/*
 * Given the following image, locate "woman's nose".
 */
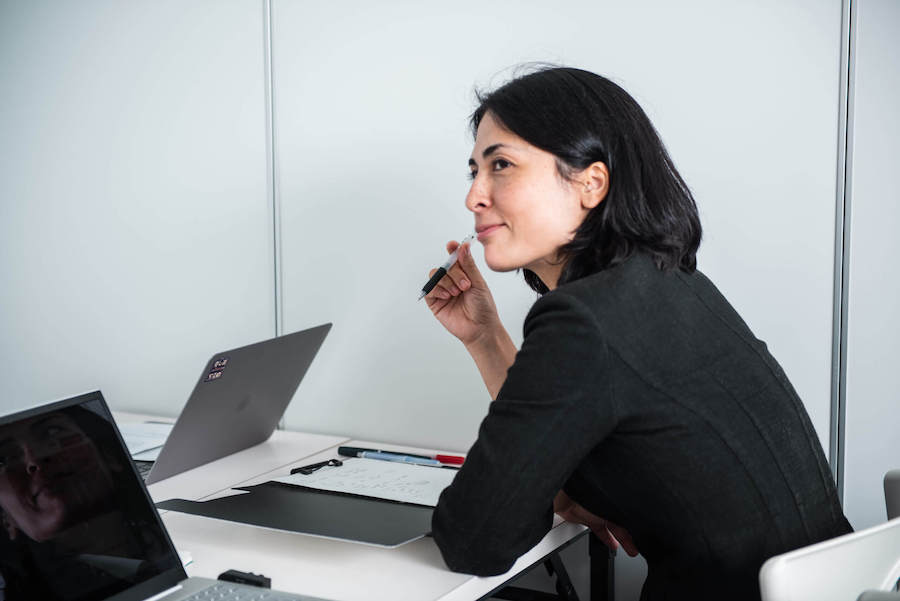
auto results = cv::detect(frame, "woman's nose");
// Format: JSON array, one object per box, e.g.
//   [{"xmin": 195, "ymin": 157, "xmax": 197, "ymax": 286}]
[
  {"xmin": 465, "ymin": 178, "xmax": 491, "ymax": 212},
  {"xmin": 22, "ymin": 444, "xmax": 40, "ymax": 475}
]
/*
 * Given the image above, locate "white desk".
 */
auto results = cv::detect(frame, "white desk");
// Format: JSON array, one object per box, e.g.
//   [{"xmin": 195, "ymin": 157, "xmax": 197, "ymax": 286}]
[
  {"xmin": 148, "ymin": 435, "xmax": 592, "ymax": 601},
  {"xmin": 113, "ymin": 412, "xmax": 349, "ymax": 503}
]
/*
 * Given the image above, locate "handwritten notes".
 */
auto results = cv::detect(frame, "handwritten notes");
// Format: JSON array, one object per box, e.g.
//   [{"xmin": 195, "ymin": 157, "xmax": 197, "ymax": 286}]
[{"xmin": 273, "ymin": 457, "xmax": 457, "ymax": 507}]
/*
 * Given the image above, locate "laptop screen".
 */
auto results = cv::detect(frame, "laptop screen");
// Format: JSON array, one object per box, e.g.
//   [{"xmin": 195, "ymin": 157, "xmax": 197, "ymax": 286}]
[{"xmin": 0, "ymin": 392, "xmax": 182, "ymax": 601}]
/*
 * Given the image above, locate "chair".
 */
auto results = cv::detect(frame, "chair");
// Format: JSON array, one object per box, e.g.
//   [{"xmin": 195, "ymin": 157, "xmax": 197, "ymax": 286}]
[
  {"xmin": 759, "ymin": 517, "xmax": 900, "ymax": 601},
  {"xmin": 857, "ymin": 592, "xmax": 900, "ymax": 600},
  {"xmin": 886, "ymin": 470, "xmax": 900, "ymax": 520}
]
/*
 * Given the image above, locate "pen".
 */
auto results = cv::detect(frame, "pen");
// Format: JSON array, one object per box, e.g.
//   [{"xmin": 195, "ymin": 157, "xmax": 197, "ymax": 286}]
[
  {"xmin": 338, "ymin": 446, "xmax": 465, "ymax": 466},
  {"xmin": 361, "ymin": 451, "xmax": 441, "ymax": 466},
  {"xmin": 417, "ymin": 234, "xmax": 476, "ymax": 301}
]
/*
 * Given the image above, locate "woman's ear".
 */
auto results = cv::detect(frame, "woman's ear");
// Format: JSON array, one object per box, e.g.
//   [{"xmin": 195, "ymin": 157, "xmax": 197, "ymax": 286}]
[
  {"xmin": 1, "ymin": 510, "xmax": 19, "ymax": 541},
  {"xmin": 578, "ymin": 161, "xmax": 610, "ymax": 209}
]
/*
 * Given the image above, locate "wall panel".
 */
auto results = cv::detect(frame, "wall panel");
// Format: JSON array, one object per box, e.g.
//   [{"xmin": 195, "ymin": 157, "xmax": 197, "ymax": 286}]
[
  {"xmin": 842, "ymin": 0, "xmax": 900, "ymax": 530},
  {"xmin": 0, "ymin": 0, "xmax": 274, "ymax": 415},
  {"xmin": 272, "ymin": 3, "xmax": 841, "ymax": 596},
  {"xmin": 273, "ymin": 0, "xmax": 841, "ymax": 459}
]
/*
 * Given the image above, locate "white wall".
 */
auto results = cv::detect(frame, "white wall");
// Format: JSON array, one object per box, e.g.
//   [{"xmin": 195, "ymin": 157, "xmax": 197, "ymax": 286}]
[
  {"xmin": 269, "ymin": 2, "xmax": 841, "ymax": 597},
  {"xmin": 0, "ymin": 1, "xmax": 855, "ymax": 599},
  {"xmin": 273, "ymin": 0, "xmax": 841, "ymax": 459},
  {"xmin": 842, "ymin": 0, "xmax": 900, "ymax": 530},
  {"xmin": 0, "ymin": 0, "xmax": 275, "ymax": 415}
]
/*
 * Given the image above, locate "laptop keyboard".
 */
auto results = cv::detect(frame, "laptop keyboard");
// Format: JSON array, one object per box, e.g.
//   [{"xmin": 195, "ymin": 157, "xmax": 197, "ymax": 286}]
[
  {"xmin": 185, "ymin": 583, "xmax": 306, "ymax": 601},
  {"xmin": 135, "ymin": 460, "xmax": 154, "ymax": 481}
]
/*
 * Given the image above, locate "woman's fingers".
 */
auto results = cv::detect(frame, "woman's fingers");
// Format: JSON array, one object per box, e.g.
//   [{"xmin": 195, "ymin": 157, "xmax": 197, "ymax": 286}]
[
  {"xmin": 555, "ymin": 498, "xmax": 639, "ymax": 556},
  {"xmin": 608, "ymin": 522, "xmax": 639, "ymax": 557},
  {"xmin": 590, "ymin": 525, "xmax": 621, "ymax": 553},
  {"xmin": 425, "ymin": 268, "xmax": 456, "ymax": 299},
  {"xmin": 553, "ymin": 490, "xmax": 574, "ymax": 514},
  {"xmin": 429, "ymin": 286, "xmax": 451, "ymax": 301},
  {"xmin": 445, "ymin": 263, "xmax": 470, "ymax": 293},
  {"xmin": 431, "ymin": 243, "xmax": 471, "ymax": 296},
  {"xmin": 425, "ymin": 239, "xmax": 484, "ymax": 310},
  {"xmin": 456, "ymin": 242, "xmax": 486, "ymax": 287},
  {"xmin": 444, "ymin": 243, "xmax": 480, "ymax": 292}
]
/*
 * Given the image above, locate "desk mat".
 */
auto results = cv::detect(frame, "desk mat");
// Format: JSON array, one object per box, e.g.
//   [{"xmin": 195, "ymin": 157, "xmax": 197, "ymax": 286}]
[{"xmin": 156, "ymin": 482, "xmax": 434, "ymax": 548}]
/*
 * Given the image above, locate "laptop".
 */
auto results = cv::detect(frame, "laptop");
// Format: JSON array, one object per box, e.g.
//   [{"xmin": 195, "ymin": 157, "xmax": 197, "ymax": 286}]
[
  {"xmin": 0, "ymin": 390, "xmax": 329, "ymax": 601},
  {"xmin": 137, "ymin": 323, "xmax": 331, "ymax": 484}
]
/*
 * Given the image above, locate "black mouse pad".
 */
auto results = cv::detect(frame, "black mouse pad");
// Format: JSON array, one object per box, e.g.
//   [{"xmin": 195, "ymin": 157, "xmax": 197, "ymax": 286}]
[{"xmin": 156, "ymin": 481, "xmax": 434, "ymax": 547}]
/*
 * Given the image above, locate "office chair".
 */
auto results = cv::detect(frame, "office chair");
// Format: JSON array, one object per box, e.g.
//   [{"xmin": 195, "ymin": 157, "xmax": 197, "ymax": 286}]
[
  {"xmin": 886, "ymin": 470, "xmax": 900, "ymax": 520},
  {"xmin": 858, "ymin": 592, "xmax": 900, "ymax": 601},
  {"xmin": 759, "ymin": 517, "xmax": 900, "ymax": 601}
]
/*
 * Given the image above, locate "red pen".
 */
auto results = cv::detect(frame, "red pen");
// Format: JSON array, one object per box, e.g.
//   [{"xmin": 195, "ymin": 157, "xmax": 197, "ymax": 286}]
[{"xmin": 435, "ymin": 454, "xmax": 465, "ymax": 466}]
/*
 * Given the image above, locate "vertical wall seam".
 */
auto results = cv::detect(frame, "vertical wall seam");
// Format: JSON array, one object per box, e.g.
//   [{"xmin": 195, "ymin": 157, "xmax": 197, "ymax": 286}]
[
  {"xmin": 830, "ymin": 0, "xmax": 855, "ymax": 501},
  {"xmin": 264, "ymin": 0, "xmax": 282, "ymax": 339},
  {"xmin": 265, "ymin": 0, "xmax": 282, "ymax": 339},
  {"xmin": 264, "ymin": 0, "xmax": 285, "ymax": 429}
]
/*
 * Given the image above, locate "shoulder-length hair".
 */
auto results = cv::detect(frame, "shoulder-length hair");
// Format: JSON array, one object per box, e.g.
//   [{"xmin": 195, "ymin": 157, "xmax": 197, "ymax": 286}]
[{"xmin": 471, "ymin": 66, "xmax": 702, "ymax": 294}]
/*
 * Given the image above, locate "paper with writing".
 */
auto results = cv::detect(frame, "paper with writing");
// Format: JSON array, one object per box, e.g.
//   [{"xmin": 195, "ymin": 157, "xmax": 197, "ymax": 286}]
[{"xmin": 273, "ymin": 457, "xmax": 457, "ymax": 507}]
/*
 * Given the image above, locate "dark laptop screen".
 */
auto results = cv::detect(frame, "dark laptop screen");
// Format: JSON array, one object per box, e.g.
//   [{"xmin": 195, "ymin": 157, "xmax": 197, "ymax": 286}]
[{"xmin": 0, "ymin": 393, "xmax": 182, "ymax": 601}]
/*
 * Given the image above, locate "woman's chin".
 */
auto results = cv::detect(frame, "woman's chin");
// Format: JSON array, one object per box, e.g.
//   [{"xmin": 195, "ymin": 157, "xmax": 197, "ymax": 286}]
[{"xmin": 483, "ymin": 254, "xmax": 520, "ymax": 273}]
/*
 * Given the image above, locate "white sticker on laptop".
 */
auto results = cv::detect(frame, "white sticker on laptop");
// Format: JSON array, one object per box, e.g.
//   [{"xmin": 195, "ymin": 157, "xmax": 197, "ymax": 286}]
[{"xmin": 204, "ymin": 357, "xmax": 228, "ymax": 382}]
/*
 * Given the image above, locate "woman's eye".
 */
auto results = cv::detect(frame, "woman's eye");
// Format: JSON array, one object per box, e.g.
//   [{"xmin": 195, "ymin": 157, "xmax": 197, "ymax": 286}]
[
  {"xmin": 467, "ymin": 170, "xmax": 477, "ymax": 180},
  {"xmin": 492, "ymin": 158, "xmax": 511, "ymax": 171}
]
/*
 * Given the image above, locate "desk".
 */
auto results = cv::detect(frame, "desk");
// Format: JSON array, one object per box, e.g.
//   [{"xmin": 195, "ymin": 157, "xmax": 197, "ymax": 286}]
[
  {"xmin": 114, "ymin": 411, "xmax": 348, "ymax": 504},
  {"xmin": 116, "ymin": 414, "xmax": 604, "ymax": 601}
]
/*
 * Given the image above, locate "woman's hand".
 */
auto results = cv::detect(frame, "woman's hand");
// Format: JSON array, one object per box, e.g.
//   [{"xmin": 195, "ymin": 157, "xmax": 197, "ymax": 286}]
[
  {"xmin": 425, "ymin": 240, "xmax": 502, "ymax": 347},
  {"xmin": 553, "ymin": 490, "xmax": 639, "ymax": 557}
]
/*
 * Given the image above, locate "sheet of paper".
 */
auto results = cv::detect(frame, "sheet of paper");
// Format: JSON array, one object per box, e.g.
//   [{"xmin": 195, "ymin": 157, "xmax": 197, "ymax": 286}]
[
  {"xmin": 177, "ymin": 549, "xmax": 193, "ymax": 568},
  {"xmin": 118, "ymin": 422, "xmax": 173, "ymax": 456},
  {"xmin": 273, "ymin": 457, "xmax": 457, "ymax": 507},
  {"xmin": 131, "ymin": 446, "xmax": 162, "ymax": 461}
]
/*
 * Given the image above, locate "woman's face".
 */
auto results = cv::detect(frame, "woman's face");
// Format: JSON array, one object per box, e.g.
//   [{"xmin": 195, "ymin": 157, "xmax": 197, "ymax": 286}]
[
  {"xmin": 466, "ymin": 112, "xmax": 596, "ymax": 289},
  {"xmin": 0, "ymin": 412, "xmax": 114, "ymax": 542}
]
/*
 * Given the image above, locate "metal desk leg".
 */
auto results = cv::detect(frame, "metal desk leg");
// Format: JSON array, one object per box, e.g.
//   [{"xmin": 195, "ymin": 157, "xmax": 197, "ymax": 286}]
[
  {"xmin": 490, "ymin": 551, "xmax": 580, "ymax": 601},
  {"xmin": 544, "ymin": 552, "xmax": 580, "ymax": 601},
  {"xmin": 589, "ymin": 533, "xmax": 615, "ymax": 601}
]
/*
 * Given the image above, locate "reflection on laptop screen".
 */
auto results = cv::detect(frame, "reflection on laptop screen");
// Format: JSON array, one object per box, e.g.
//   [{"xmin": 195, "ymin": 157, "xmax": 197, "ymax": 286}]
[{"xmin": 0, "ymin": 396, "xmax": 180, "ymax": 601}]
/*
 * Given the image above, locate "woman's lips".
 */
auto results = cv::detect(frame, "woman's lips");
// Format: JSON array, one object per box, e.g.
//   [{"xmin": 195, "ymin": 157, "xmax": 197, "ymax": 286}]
[{"xmin": 476, "ymin": 224, "xmax": 504, "ymax": 241}]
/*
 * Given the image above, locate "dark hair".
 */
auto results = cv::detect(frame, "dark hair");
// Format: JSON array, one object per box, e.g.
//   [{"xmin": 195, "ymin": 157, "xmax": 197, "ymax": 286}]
[{"xmin": 471, "ymin": 66, "xmax": 702, "ymax": 293}]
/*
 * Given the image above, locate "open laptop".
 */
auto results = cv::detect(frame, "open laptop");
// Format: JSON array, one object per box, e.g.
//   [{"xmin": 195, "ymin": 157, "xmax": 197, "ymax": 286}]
[
  {"xmin": 0, "ymin": 390, "xmax": 329, "ymax": 601},
  {"xmin": 136, "ymin": 323, "xmax": 331, "ymax": 484}
]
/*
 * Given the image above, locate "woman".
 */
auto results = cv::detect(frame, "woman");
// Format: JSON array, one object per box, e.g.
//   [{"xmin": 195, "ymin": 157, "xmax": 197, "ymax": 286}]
[{"xmin": 426, "ymin": 67, "xmax": 851, "ymax": 600}]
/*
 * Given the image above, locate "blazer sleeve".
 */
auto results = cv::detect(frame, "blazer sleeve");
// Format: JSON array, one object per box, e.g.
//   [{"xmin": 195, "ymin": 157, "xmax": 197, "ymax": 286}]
[{"xmin": 432, "ymin": 290, "xmax": 618, "ymax": 575}]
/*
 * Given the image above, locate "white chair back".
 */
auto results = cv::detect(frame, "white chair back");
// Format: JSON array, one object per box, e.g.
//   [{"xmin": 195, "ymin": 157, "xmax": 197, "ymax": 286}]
[
  {"xmin": 886, "ymin": 470, "xmax": 900, "ymax": 520},
  {"xmin": 759, "ymin": 517, "xmax": 900, "ymax": 601}
]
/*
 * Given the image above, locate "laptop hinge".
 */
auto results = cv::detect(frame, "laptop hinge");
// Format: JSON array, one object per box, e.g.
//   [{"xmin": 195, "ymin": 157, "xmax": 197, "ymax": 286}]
[{"xmin": 142, "ymin": 584, "xmax": 183, "ymax": 601}]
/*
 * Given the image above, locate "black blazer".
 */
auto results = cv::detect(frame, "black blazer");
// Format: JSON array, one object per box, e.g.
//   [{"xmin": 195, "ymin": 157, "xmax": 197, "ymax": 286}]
[{"xmin": 432, "ymin": 253, "xmax": 851, "ymax": 601}]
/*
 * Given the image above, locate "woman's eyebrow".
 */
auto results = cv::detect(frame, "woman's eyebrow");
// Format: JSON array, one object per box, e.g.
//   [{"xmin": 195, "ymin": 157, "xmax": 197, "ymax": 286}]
[
  {"xmin": 482, "ymin": 143, "xmax": 508, "ymax": 159},
  {"xmin": 469, "ymin": 143, "xmax": 513, "ymax": 167}
]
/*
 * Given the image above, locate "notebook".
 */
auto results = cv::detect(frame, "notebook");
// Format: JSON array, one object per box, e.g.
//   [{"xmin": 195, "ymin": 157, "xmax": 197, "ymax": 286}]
[
  {"xmin": 0, "ymin": 390, "xmax": 329, "ymax": 601},
  {"xmin": 137, "ymin": 323, "xmax": 331, "ymax": 484}
]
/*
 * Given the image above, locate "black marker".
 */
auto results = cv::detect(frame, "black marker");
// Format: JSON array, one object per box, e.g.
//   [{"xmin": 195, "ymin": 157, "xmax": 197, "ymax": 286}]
[{"xmin": 418, "ymin": 234, "xmax": 475, "ymax": 300}]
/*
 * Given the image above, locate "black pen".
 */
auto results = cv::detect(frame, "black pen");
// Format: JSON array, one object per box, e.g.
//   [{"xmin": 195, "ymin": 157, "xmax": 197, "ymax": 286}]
[{"xmin": 417, "ymin": 234, "xmax": 475, "ymax": 300}]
